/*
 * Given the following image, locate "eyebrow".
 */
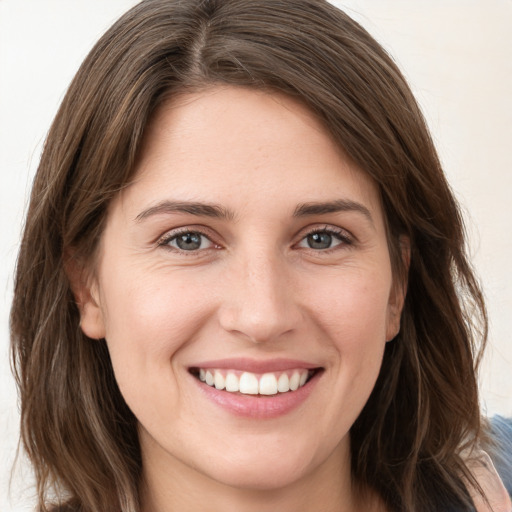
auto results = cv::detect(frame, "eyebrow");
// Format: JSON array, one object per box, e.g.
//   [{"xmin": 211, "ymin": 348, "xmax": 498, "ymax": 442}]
[
  {"xmin": 293, "ymin": 199, "xmax": 374, "ymax": 225},
  {"xmin": 135, "ymin": 200, "xmax": 235, "ymax": 222},
  {"xmin": 134, "ymin": 198, "xmax": 373, "ymax": 225}
]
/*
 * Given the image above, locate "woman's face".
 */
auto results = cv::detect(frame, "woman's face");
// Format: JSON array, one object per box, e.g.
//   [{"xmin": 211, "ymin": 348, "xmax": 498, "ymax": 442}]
[{"xmin": 79, "ymin": 87, "xmax": 403, "ymax": 494}]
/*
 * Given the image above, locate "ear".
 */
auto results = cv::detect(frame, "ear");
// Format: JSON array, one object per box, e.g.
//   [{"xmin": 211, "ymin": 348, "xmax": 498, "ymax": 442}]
[
  {"xmin": 386, "ymin": 236, "xmax": 410, "ymax": 342},
  {"xmin": 65, "ymin": 254, "xmax": 106, "ymax": 340}
]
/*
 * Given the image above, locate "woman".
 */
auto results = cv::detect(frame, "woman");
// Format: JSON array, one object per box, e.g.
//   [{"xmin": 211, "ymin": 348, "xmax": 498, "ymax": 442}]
[{"xmin": 9, "ymin": 0, "xmax": 511, "ymax": 511}]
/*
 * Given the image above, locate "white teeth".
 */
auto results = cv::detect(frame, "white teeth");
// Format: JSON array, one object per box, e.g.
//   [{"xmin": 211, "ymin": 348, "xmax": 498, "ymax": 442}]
[
  {"xmin": 225, "ymin": 372, "xmax": 239, "ymax": 392},
  {"xmin": 289, "ymin": 371, "xmax": 300, "ymax": 391},
  {"xmin": 239, "ymin": 372, "xmax": 259, "ymax": 394},
  {"xmin": 197, "ymin": 368, "xmax": 312, "ymax": 396},
  {"xmin": 277, "ymin": 373, "xmax": 290, "ymax": 392},
  {"xmin": 214, "ymin": 372, "xmax": 225, "ymax": 390},
  {"xmin": 259, "ymin": 373, "xmax": 278, "ymax": 395}
]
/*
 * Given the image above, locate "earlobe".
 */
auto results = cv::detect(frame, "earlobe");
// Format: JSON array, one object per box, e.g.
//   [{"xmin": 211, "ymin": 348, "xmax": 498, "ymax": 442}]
[
  {"xmin": 65, "ymin": 255, "xmax": 106, "ymax": 340},
  {"xmin": 386, "ymin": 287, "xmax": 406, "ymax": 342},
  {"xmin": 78, "ymin": 283, "xmax": 107, "ymax": 340},
  {"xmin": 385, "ymin": 304, "xmax": 402, "ymax": 342},
  {"xmin": 386, "ymin": 236, "xmax": 410, "ymax": 342}
]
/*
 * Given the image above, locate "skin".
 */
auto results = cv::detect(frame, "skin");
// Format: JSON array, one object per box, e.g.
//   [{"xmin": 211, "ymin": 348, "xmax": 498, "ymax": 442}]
[{"xmin": 76, "ymin": 86, "xmax": 404, "ymax": 512}]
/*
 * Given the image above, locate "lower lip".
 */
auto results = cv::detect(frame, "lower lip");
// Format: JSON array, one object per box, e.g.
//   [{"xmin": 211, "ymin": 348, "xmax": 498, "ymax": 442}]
[{"xmin": 192, "ymin": 371, "xmax": 321, "ymax": 419}]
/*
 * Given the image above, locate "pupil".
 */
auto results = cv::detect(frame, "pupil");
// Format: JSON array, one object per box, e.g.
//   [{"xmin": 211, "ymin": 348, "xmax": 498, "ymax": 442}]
[
  {"xmin": 176, "ymin": 233, "xmax": 201, "ymax": 250},
  {"xmin": 308, "ymin": 232, "xmax": 332, "ymax": 249}
]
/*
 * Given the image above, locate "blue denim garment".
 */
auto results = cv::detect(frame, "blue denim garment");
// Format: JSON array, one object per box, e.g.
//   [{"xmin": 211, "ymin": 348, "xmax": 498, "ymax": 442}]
[{"xmin": 490, "ymin": 415, "xmax": 512, "ymax": 497}]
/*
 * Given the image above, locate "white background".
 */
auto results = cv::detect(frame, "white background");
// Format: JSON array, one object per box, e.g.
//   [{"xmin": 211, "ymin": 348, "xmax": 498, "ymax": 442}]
[{"xmin": 1, "ymin": 1, "xmax": 511, "ymax": 510}]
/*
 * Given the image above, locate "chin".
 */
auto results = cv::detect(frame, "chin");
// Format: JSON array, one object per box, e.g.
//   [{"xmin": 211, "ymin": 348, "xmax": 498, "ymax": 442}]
[
  {"xmin": 197, "ymin": 435, "xmax": 331, "ymax": 492},
  {"xmin": 210, "ymin": 460, "xmax": 311, "ymax": 492}
]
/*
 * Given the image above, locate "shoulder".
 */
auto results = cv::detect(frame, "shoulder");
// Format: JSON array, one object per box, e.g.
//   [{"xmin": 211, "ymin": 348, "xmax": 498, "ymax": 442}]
[
  {"xmin": 467, "ymin": 417, "xmax": 512, "ymax": 512},
  {"xmin": 489, "ymin": 415, "xmax": 512, "ymax": 496}
]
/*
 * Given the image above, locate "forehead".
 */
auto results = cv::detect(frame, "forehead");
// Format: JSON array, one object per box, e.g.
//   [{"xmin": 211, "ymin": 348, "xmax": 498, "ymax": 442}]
[{"xmin": 119, "ymin": 86, "xmax": 383, "ymax": 223}]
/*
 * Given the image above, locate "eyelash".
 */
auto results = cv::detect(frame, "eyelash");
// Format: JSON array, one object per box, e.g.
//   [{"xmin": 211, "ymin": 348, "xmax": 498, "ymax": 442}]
[
  {"xmin": 157, "ymin": 225, "xmax": 354, "ymax": 254},
  {"xmin": 157, "ymin": 227, "xmax": 218, "ymax": 254},
  {"xmin": 297, "ymin": 226, "xmax": 354, "ymax": 252}
]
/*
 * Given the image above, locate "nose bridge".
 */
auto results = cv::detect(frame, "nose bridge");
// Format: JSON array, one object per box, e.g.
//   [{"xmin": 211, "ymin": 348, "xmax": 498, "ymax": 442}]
[{"xmin": 219, "ymin": 244, "xmax": 299, "ymax": 343}]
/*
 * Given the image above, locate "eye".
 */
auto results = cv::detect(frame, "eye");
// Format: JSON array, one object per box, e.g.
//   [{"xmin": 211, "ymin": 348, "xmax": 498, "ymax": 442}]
[
  {"xmin": 160, "ymin": 230, "xmax": 215, "ymax": 252},
  {"xmin": 297, "ymin": 228, "xmax": 352, "ymax": 250}
]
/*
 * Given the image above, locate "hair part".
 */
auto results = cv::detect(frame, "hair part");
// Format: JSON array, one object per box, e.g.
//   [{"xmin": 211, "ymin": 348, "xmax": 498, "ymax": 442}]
[{"xmin": 11, "ymin": 1, "xmax": 487, "ymax": 510}]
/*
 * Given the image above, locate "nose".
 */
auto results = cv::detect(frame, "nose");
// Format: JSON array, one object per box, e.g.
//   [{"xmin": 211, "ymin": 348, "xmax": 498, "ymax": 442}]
[{"xmin": 218, "ymin": 250, "xmax": 302, "ymax": 344}]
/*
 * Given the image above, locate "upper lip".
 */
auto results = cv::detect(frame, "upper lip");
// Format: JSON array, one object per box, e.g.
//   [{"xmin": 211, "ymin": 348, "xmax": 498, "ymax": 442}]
[{"xmin": 189, "ymin": 358, "xmax": 322, "ymax": 373}]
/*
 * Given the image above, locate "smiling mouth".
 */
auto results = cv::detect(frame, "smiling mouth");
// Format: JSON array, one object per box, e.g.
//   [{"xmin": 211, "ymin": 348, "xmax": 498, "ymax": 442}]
[{"xmin": 189, "ymin": 368, "xmax": 321, "ymax": 396}]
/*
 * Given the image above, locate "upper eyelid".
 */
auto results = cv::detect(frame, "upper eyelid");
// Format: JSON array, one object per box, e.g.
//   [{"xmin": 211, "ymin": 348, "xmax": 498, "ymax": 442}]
[
  {"xmin": 157, "ymin": 225, "xmax": 216, "ymax": 242},
  {"xmin": 156, "ymin": 228, "xmax": 221, "ymax": 252},
  {"xmin": 293, "ymin": 226, "xmax": 356, "ymax": 253},
  {"xmin": 295, "ymin": 224, "xmax": 354, "ymax": 241}
]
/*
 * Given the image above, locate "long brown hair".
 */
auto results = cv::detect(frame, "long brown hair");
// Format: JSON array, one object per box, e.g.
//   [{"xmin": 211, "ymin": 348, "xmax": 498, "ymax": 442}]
[{"xmin": 10, "ymin": 1, "xmax": 487, "ymax": 510}]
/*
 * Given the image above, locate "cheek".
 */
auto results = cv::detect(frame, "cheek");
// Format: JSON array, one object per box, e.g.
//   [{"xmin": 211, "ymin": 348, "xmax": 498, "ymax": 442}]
[
  {"xmin": 97, "ymin": 262, "xmax": 214, "ymax": 386},
  {"xmin": 308, "ymin": 269, "xmax": 390, "ymax": 395},
  {"xmin": 98, "ymin": 271, "xmax": 218, "ymax": 433},
  {"xmin": 286, "ymin": 269, "xmax": 391, "ymax": 446},
  {"xmin": 308, "ymin": 269, "xmax": 392, "ymax": 346}
]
